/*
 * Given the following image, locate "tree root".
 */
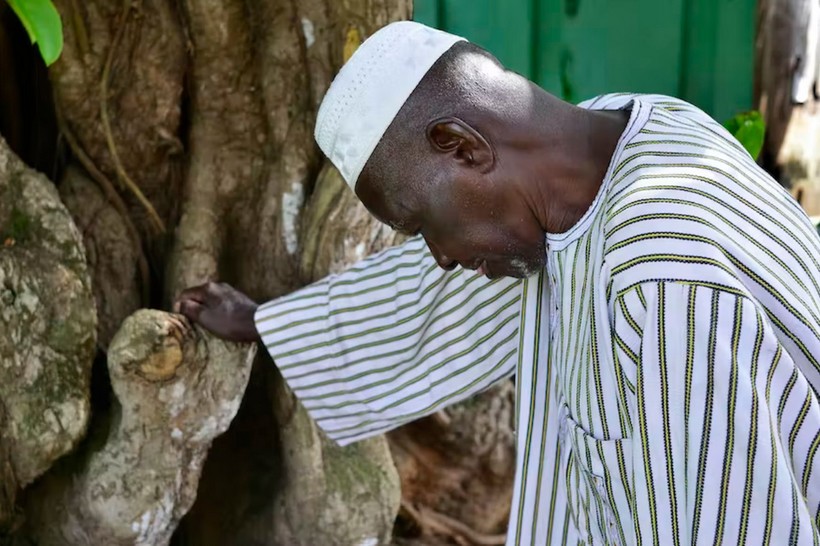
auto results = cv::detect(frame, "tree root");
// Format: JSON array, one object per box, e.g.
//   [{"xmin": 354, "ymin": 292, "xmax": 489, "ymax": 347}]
[
  {"xmin": 21, "ymin": 310, "xmax": 255, "ymax": 546},
  {"xmin": 400, "ymin": 500, "xmax": 507, "ymax": 546},
  {"xmin": 388, "ymin": 381, "xmax": 516, "ymax": 542},
  {"xmin": 55, "ymin": 101, "xmax": 151, "ymax": 308},
  {"xmin": 99, "ymin": 0, "xmax": 166, "ymax": 233}
]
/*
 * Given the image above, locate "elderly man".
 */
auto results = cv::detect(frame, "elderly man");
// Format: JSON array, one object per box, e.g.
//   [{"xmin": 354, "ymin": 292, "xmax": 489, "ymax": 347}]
[{"xmin": 175, "ymin": 21, "xmax": 820, "ymax": 545}]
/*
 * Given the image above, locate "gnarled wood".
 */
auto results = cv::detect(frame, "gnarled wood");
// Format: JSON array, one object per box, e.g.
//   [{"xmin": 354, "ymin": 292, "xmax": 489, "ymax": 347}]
[
  {"xmin": 51, "ymin": 0, "xmax": 186, "ymax": 262},
  {"xmin": 0, "ymin": 136, "xmax": 95, "ymax": 533},
  {"xmin": 21, "ymin": 310, "xmax": 255, "ymax": 546},
  {"xmin": 59, "ymin": 166, "xmax": 142, "ymax": 349},
  {"xmin": 389, "ymin": 381, "xmax": 516, "ymax": 545},
  {"xmin": 167, "ymin": 1, "xmax": 409, "ymax": 544}
]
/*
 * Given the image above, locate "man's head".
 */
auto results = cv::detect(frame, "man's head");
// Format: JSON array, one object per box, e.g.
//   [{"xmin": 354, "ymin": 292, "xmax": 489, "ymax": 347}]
[
  {"xmin": 356, "ymin": 40, "xmax": 550, "ymax": 278},
  {"xmin": 316, "ymin": 22, "xmax": 559, "ymax": 278}
]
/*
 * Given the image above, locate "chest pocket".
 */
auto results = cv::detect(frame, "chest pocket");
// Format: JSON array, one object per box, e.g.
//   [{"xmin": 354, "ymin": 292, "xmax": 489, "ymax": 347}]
[{"xmin": 562, "ymin": 408, "xmax": 633, "ymax": 545}]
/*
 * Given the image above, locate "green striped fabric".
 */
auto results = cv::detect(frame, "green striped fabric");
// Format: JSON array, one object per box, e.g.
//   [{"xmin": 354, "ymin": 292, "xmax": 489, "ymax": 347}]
[{"xmin": 256, "ymin": 93, "xmax": 820, "ymax": 545}]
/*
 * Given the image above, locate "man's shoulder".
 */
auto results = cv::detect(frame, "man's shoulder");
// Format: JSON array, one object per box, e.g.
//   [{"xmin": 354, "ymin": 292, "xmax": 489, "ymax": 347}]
[
  {"xmin": 599, "ymin": 169, "xmax": 817, "ymax": 303},
  {"xmin": 579, "ymin": 92, "xmax": 704, "ymax": 116},
  {"xmin": 600, "ymin": 192, "xmax": 746, "ymax": 302},
  {"xmin": 580, "ymin": 93, "xmax": 731, "ymax": 141},
  {"xmin": 600, "ymin": 92, "xmax": 765, "ymax": 213},
  {"xmin": 591, "ymin": 95, "xmax": 820, "ymax": 306}
]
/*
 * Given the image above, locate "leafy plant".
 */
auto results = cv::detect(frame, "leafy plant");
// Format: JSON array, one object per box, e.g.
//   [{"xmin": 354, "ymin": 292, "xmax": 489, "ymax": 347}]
[
  {"xmin": 723, "ymin": 110, "xmax": 766, "ymax": 161},
  {"xmin": 5, "ymin": 0, "xmax": 63, "ymax": 66}
]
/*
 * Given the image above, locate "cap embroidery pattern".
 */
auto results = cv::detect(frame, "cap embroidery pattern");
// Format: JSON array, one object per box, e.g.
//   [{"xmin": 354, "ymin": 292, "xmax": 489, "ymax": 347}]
[{"xmin": 314, "ymin": 21, "xmax": 466, "ymax": 191}]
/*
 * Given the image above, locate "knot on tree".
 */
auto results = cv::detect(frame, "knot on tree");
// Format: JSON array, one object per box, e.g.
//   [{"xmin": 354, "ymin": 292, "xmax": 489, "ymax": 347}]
[{"xmin": 110, "ymin": 312, "xmax": 188, "ymax": 382}]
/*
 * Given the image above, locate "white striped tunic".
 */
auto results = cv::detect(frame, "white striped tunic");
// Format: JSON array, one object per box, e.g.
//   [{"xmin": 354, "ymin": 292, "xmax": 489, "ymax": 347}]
[{"xmin": 255, "ymin": 94, "xmax": 820, "ymax": 545}]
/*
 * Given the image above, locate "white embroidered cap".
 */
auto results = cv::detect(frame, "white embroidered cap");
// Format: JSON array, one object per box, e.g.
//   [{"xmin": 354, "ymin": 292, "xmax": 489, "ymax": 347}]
[{"xmin": 314, "ymin": 21, "xmax": 466, "ymax": 191}]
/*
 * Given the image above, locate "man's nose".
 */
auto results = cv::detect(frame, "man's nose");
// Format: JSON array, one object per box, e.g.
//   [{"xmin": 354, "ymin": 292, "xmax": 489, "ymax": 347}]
[{"xmin": 425, "ymin": 237, "xmax": 457, "ymax": 271}]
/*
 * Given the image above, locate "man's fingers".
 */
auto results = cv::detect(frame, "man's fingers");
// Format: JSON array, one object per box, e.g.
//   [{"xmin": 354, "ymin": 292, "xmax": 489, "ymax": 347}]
[
  {"xmin": 203, "ymin": 282, "xmax": 225, "ymax": 306},
  {"xmin": 167, "ymin": 314, "xmax": 189, "ymax": 336},
  {"xmin": 175, "ymin": 284, "xmax": 211, "ymax": 307},
  {"xmin": 174, "ymin": 282, "xmax": 222, "ymax": 313},
  {"xmin": 178, "ymin": 299, "xmax": 205, "ymax": 322},
  {"xmin": 179, "ymin": 281, "xmax": 228, "ymax": 307}
]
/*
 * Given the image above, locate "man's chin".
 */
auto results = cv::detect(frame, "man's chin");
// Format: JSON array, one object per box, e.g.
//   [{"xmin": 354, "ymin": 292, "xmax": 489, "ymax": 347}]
[{"xmin": 488, "ymin": 258, "xmax": 543, "ymax": 279}]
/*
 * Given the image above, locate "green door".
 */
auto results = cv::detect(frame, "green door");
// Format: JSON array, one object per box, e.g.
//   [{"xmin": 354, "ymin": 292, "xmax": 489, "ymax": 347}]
[{"xmin": 414, "ymin": 0, "xmax": 755, "ymax": 121}]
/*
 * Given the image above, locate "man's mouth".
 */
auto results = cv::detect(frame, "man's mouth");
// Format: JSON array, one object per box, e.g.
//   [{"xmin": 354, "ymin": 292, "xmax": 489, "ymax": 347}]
[{"xmin": 476, "ymin": 261, "xmax": 489, "ymax": 277}]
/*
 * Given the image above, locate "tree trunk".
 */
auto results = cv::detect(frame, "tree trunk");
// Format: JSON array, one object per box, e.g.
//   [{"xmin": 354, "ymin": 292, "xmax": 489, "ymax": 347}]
[
  {"xmin": 41, "ymin": 0, "xmax": 411, "ymax": 544},
  {"xmin": 756, "ymin": 0, "xmax": 820, "ymax": 213},
  {"xmin": 0, "ymin": 0, "xmax": 519, "ymax": 543}
]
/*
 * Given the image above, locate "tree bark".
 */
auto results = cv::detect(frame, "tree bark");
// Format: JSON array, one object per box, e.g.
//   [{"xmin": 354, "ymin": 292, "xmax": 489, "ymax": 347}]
[
  {"xmin": 39, "ymin": 0, "xmax": 411, "ymax": 544},
  {"xmin": 59, "ymin": 166, "xmax": 142, "ymax": 349},
  {"xmin": 388, "ymin": 382, "xmax": 516, "ymax": 545},
  {"xmin": 756, "ymin": 0, "xmax": 820, "ymax": 213},
  {"xmin": 0, "ymin": 136, "xmax": 96, "ymax": 535}
]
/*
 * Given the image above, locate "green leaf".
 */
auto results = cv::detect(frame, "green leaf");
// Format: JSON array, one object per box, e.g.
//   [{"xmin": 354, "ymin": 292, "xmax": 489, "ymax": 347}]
[
  {"xmin": 723, "ymin": 110, "xmax": 766, "ymax": 161},
  {"xmin": 6, "ymin": 0, "xmax": 63, "ymax": 66}
]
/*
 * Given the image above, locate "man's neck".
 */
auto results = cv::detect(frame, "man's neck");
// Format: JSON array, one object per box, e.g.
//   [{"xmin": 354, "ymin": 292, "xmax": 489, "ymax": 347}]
[{"xmin": 522, "ymin": 104, "xmax": 629, "ymax": 235}]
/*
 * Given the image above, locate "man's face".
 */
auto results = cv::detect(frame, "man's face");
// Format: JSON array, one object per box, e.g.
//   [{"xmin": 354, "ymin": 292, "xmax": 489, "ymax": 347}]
[{"xmin": 357, "ymin": 159, "xmax": 546, "ymax": 279}]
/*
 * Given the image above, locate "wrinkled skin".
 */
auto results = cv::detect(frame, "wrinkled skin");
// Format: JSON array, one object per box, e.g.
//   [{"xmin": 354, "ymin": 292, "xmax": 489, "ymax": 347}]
[{"xmin": 354, "ymin": 114, "xmax": 549, "ymax": 280}]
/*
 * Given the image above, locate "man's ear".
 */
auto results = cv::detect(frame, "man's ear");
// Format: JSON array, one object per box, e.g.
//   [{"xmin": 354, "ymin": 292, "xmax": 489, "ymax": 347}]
[{"xmin": 426, "ymin": 117, "xmax": 494, "ymax": 172}]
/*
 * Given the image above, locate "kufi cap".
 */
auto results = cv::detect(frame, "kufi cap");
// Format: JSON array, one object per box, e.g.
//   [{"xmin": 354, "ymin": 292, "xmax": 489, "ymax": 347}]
[{"xmin": 314, "ymin": 21, "xmax": 466, "ymax": 190}]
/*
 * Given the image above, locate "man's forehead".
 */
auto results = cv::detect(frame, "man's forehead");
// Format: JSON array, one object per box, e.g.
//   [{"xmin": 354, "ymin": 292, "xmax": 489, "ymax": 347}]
[
  {"xmin": 356, "ymin": 158, "xmax": 422, "ymax": 224},
  {"xmin": 354, "ymin": 166, "xmax": 392, "ymax": 219}
]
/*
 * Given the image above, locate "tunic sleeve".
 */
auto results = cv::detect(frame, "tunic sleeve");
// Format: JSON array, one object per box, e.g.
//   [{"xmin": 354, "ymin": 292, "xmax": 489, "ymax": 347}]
[
  {"xmin": 621, "ymin": 281, "xmax": 820, "ymax": 545},
  {"xmin": 254, "ymin": 235, "xmax": 522, "ymax": 445}
]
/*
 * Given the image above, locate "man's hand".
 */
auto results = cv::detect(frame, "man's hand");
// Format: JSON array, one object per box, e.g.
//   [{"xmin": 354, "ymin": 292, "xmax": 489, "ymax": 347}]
[{"xmin": 173, "ymin": 282, "xmax": 260, "ymax": 343}]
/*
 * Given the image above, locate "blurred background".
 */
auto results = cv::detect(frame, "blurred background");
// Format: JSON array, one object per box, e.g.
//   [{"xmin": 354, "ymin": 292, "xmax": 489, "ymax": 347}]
[{"xmin": 416, "ymin": 0, "xmax": 755, "ymax": 123}]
